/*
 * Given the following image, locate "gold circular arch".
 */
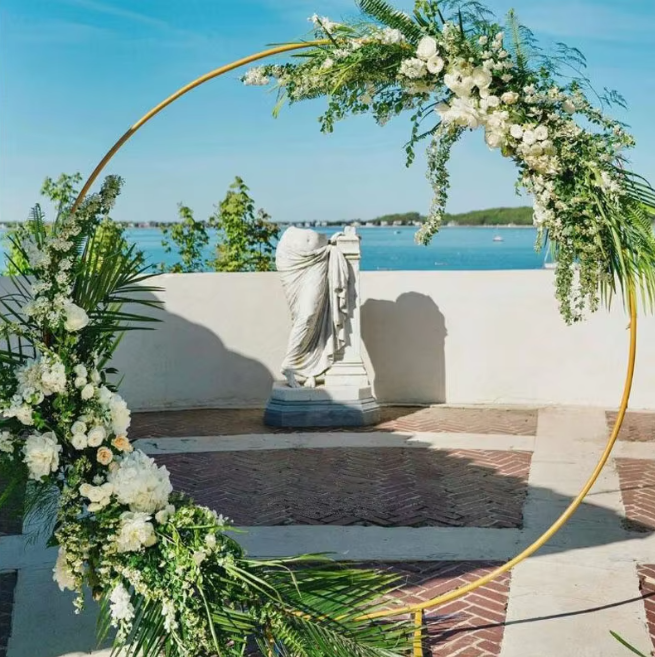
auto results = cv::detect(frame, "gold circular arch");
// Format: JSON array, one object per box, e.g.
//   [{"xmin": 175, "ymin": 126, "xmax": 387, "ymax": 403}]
[{"xmin": 69, "ymin": 41, "xmax": 639, "ymax": 654}]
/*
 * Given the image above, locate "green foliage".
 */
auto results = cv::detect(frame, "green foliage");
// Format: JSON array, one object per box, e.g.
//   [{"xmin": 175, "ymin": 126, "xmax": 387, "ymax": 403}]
[
  {"xmin": 444, "ymin": 206, "xmax": 533, "ymax": 225},
  {"xmin": 160, "ymin": 204, "xmax": 210, "ymax": 273},
  {"xmin": 210, "ymin": 176, "xmax": 279, "ymax": 272},
  {"xmin": 611, "ymin": 631, "xmax": 649, "ymax": 656}
]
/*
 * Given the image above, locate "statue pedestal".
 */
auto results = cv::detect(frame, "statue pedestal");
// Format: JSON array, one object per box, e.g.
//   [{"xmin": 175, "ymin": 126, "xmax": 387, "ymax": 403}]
[
  {"xmin": 264, "ymin": 382, "xmax": 380, "ymax": 428},
  {"xmin": 264, "ymin": 226, "xmax": 379, "ymax": 429}
]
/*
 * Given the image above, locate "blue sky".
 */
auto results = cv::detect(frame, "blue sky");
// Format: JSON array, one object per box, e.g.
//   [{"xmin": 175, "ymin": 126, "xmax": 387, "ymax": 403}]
[{"xmin": 1, "ymin": 0, "xmax": 654, "ymax": 223}]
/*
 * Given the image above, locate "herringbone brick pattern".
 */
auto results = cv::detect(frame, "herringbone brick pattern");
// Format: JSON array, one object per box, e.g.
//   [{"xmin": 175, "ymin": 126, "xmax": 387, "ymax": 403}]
[
  {"xmin": 638, "ymin": 565, "xmax": 655, "ymax": 655},
  {"xmin": 374, "ymin": 562, "xmax": 510, "ymax": 656},
  {"xmin": 157, "ymin": 448, "xmax": 531, "ymax": 528},
  {"xmin": 132, "ymin": 406, "xmax": 538, "ymax": 439},
  {"xmin": 608, "ymin": 411, "xmax": 655, "ymax": 442},
  {"xmin": 0, "ymin": 572, "xmax": 16, "ymax": 657},
  {"xmin": 616, "ymin": 459, "xmax": 655, "ymax": 532}
]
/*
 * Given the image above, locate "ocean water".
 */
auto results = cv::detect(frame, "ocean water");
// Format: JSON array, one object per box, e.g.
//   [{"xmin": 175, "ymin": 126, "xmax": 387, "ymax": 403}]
[{"xmin": 121, "ymin": 225, "xmax": 546, "ymax": 271}]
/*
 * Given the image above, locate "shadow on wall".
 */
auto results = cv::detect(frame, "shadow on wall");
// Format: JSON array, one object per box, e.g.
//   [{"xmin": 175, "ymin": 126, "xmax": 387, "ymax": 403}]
[
  {"xmin": 114, "ymin": 289, "xmax": 274, "ymax": 410},
  {"xmin": 362, "ymin": 292, "xmax": 447, "ymax": 405}
]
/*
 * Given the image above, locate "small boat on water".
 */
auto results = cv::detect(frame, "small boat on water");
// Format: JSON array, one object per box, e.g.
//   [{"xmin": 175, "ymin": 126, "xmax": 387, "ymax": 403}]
[
  {"xmin": 394, "ymin": 230, "xmax": 402, "ymax": 234},
  {"xmin": 493, "ymin": 235, "xmax": 503, "ymax": 242}
]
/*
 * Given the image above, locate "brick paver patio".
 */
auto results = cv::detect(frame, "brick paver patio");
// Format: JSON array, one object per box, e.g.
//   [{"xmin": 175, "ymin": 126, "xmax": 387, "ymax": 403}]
[
  {"xmin": 132, "ymin": 406, "xmax": 539, "ymax": 439},
  {"xmin": 157, "ymin": 448, "xmax": 532, "ymax": 528},
  {"xmin": 616, "ymin": 459, "xmax": 655, "ymax": 531},
  {"xmin": 607, "ymin": 411, "xmax": 655, "ymax": 442}
]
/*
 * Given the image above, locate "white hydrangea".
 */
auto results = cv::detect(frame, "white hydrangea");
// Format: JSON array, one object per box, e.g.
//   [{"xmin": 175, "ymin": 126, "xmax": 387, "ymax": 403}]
[
  {"xmin": 108, "ymin": 451, "xmax": 172, "ymax": 513},
  {"xmin": 115, "ymin": 511, "xmax": 158, "ymax": 552},
  {"xmin": 23, "ymin": 432, "xmax": 61, "ymax": 480},
  {"xmin": 53, "ymin": 547, "xmax": 77, "ymax": 591},
  {"xmin": 399, "ymin": 58, "xmax": 427, "ymax": 79},
  {"xmin": 109, "ymin": 583, "xmax": 135, "ymax": 625}
]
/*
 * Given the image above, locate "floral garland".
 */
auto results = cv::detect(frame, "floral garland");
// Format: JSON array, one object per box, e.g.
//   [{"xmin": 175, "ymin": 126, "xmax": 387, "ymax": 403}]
[
  {"xmin": 0, "ymin": 178, "xmax": 413, "ymax": 656},
  {"xmin": 244, "ymin": 0, "xmax": 655, "ymax": 323}
]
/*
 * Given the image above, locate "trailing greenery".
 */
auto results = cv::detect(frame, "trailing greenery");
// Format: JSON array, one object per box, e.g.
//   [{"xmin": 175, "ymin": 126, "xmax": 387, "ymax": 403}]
[{"xmin": 243, "ymin": 0, "xmax": 655, "ymax": 322}]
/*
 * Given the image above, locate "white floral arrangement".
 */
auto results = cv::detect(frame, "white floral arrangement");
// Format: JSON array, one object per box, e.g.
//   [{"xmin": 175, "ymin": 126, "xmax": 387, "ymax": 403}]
[
  {"xmin": 0, "ymin": 176, "xmax": 413, "ymax": 656},
  {"xmin": 244, "ymin": 0, "xmax": 655, "ymax": 323}
]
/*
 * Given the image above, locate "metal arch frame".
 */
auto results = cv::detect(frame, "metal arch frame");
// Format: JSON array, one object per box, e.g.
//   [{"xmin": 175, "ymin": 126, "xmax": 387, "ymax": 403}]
[{"xmin": 68, "ymin": 41, "xmax": 639, "ymax": 654}]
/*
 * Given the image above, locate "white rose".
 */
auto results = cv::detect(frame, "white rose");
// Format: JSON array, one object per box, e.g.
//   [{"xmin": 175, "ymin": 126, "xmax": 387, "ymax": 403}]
[
  {"xmin": 563, "ymin": 99, "xmax": 576, "ymax": 113},
  {"xmin": 522, "ymin": 129, "xmax": 537, "ymax": 145},
  {"xmin": 416, "ymin": 36, "xmax": 438, "ymax": 61},
  {"xmin": 426, "ymin": 55, "xmax": 444, "ymax": 75},
  {"xmin": 74, "ymin": 377, "xmax": 86, "ymax": 389},
  {"xmin": 71, "ymin": 433, "xmax": 88, "ymax": 450},
  {"xmin": 73, "ymin": 364, "xmax": 87, "ymax": 379},
  {"xmin": 63, "ymin": 302, "xmax": 89, "ymax": 332},
  {"xmin": 97, "ymin": 386, "xmax": 113, "ymax": 405},
  {"xmin": 81, "ymin": 384, "xmax": 95, "ymax": 401},
  {"xmin": 115, "ymin": 511, "xmax": 158, "ymax": 552},
  {"xmin": 471, "ymin": 66, "xmax": 492, "ymax": 89},
  {"xmin": 534, "ymin": 125, "xmax": 549, "ymax": 141},
  {"xmin": 87, "ymin": 426, "xmax": 106, "ymax": 447},
  {"xmin": 510, "ymin": 124, "xmax": 524, "ymax": 139},
  {"xmin": 501, "ymin": 91, "xmax": 519, "ymax": 104},
  {"xmin": 486, "ymin": 95, "xmax": 500, "ymax": 108},
  {"xmin": 485, "ymin": 130, "xmax": 504, "ymax": 149},
  {"xmin": 23, "ymin": 432, "xmax": 61, "ymax": 480},
  {"xmin": 71, "ymin": 421, "xmax": 87, "ymax": 436},
  {"xmin": 478, "ymin": 35, "xmax": 488, "ymax": 45},
  {"xmin": 90, "ymin": 370, "xmax": 102, "ymax": 384}
]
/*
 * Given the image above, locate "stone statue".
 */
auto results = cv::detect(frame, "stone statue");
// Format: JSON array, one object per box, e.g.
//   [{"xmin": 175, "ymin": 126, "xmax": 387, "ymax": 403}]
[{"xmin": 275, "ymin": 226, "xmax": 350, "ymax": 388}]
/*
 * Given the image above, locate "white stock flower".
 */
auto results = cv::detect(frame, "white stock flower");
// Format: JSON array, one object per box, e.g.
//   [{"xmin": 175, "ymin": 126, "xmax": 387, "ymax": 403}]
[
  {"xmin": 108, "ymin": 451, "xmax": 172, "ymax": 513},
  {"xmin": 501, "ymin": 91, "xmax": 518, "ymax": 104},
  {"xmin": 53, "ymin": 548, "xmax": 77, "ymax": 592},
  {"xmin": 0, "ymin": 431, "xmax": 13, "ymax": 454},
  {"xmin": 71, "ymin": 433, "xmax": 88, "ymax": 450},
  {"xmin": 243, "ymin": 67, "xmax": 270, "ymax": 86},
  {"xmin": 63, "ymin": 302, "xmax": 89, "ymax": 332},
  {"xmin": 426, "ymin": 55, "xmax": 444, "ymax": 75},
  {"xmin": 416, "ymin": 36, "xmax": 438, "ymax": 60},
  {"xmin": 399, "ymin": 58, "xmax": 427, "ymax": 79},
  {"xmin": 23, "ymin": 432, "xmax": 61, "ymax": 480},
  {"xmin": 87, "ymin": 426, "xmax": 106, "ymax": 447},
  {"xmin": 109, "ymin": 583, "xmax": 135, "ymax": 625},
  {"xmin": 109, "ymin": 394, "xmax": 131, "ymax": 435},
  {"xmin": 115, "ymin": 511, "xmax": 157, "ymax": 552},
  {"xmin": 81, "ymin": 384, "xmax": 95, "ymax": 401}
]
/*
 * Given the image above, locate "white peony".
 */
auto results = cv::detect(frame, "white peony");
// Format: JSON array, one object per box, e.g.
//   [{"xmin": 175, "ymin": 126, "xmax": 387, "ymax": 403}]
[
  {"xmin": 115, "ymin": 511, "xmax": 157, "ymax": 552},
  {"xmin": 534, "ymin": 125, "xmax": 549, "ymax": 141},
  {"xmin": 23, "ymin": 432, "xmax": 61, "ymax": 480},
  {"xmin": 71, "ymin": 433, "xmax": 88, "ymax": 450},
  {"xmin": 87, "ymin": 426, "xmax": 106, "ymax": 447},
  {"xmin": 443, "ymin": 71, "xmax": 475, "ymax": 97},
  {"xmin": 81, "ymin": 384, "xmax": 95, "ymax": 401},
  {"xmin": 416, "ymin": 36, "xmax": 438, "ymax": 60},
  {"xmin": 399, "ymin": 58, "xmax": 427, "ymax": 79},
  {"xmin": 63, "ymin": 302, "xmax": 89, "ymax": 332},
  {"xmin": 53, "ymin": 548, "xmax": 77, "ymax": 592},
  {"xmin": 0, "ymin": 431, "xmax": 13, "ymax": 454},
  {"xmin": 501, "ymin": 91, "xmax": 518, "ymax": 105},
  {"xmin": 426, "ymin": 55, "xmax": 445, "ymax": 75},
  {"xmin": 471, "ymin": 66, "xmax": 492, "ymax": 90},
  {"xmin": 509, "ymin": 124, "xmax": 524, "ymax": 139},
  {"xmin": 109, "ymin": 583, "xmax": 135, "ymax": 625},
  {"xmin": 108, "ymin": 451, "xmax": 172, "ymax": 513}
]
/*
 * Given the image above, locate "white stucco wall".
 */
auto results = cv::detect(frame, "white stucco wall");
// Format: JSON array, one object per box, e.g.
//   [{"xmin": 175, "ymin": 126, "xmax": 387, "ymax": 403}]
[{"xmin": 110, "ymin": 271, "xmax": 655, "ymax": 410}]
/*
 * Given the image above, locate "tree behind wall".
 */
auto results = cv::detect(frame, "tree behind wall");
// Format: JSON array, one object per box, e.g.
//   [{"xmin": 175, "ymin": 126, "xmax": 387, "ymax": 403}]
[{"xmin": 210, "ymin": 176, "xmax": 278, "ymax": 272}]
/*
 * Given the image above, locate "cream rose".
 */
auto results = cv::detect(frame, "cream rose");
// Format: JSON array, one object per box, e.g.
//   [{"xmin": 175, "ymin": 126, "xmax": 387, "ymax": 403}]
[{"xmin": 97, "ymin": 446, "xmax": 113, "ymax": 466}]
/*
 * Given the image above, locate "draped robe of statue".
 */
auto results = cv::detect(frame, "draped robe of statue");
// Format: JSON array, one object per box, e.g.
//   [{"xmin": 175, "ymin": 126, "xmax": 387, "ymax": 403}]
[{"xmin": 276, "ymin": 226, "xmax": 350, "ymax": 388}]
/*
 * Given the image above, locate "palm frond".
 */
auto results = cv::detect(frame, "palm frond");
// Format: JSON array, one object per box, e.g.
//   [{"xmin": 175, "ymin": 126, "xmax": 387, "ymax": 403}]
[{"xmin": 356, "ymin": 0, "xmax": 424, "ymax": 42}]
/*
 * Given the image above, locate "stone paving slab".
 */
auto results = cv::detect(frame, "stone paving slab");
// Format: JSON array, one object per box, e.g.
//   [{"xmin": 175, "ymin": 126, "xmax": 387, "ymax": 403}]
[
  {"xmin": 132, "ymin": 406, "xmax": 539, "ymax": 439},
  {"xmin": 0, "ymin": 572, "xmax": 16, "ymax": 657},
  {"xmin": 616, "ymin": 458, "xmax": 655, "ymax": 532},
  {"xmin": 157, "ymin": 448, "xmax": 531, "ymax": 528},
  {"xmin": 608, "ymin": 411, "xmax": 655, "ymax": 442}
]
